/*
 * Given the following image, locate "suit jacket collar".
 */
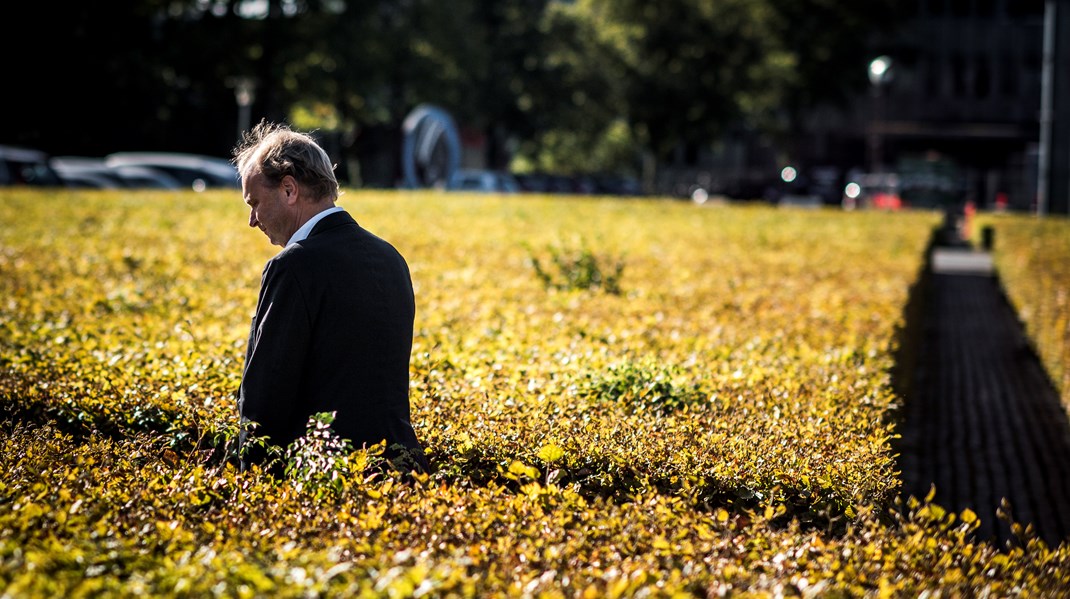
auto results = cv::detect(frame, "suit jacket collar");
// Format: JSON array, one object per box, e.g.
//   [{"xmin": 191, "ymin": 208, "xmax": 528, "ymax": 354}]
[{"xmin": 308, "ymin": 208, "xmax": 357, "ymax": 238}]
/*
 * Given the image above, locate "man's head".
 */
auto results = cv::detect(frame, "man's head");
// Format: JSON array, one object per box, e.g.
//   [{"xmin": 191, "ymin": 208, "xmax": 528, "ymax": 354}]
[{"xmin": 232, "ymin": 120, "xmax": 340, "ymax": 246}]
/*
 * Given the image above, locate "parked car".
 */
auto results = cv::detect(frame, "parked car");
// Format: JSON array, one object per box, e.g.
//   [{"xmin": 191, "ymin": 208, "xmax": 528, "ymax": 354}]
[
  {"xmin": 0, "ymin": 145, "xmax": 64, "ymax": 187},
  {"xmin": 593, "ymin": 174, "xmax": 643, "ymax": 196},
  {"xmin": 112, "ymin": 165, "xmax": 184, "ymax": 189},
  {"xmin": 51, "ymin": 157, "xmax": 124, "ymax": 189},
  {"xmin": 52, "ymin": 156, "xmax": 183, "ymax": 190},
  {"xmin": 843, "ymin": 172, "xmax": 904, "ymax": 210},
  {"xmin": 544, "ymin": 174, "xmax": 575, "ymax": 194},
  {"xmin": 516, "ymin": 171, "xmax": 635, "ymax": 195},
  {"xmin": 445, "ymin": 169, "xmax": 520, "ymax": 193},
  {"xmin": 763, "ymin": 165, "xmax": 823, "ymax": 207},
  {"xmin": 105, "ymin": 152, "xmax": 240, "ymax": 191},
  {"xmin": 513, "ymin": 172, "xmax": 551, "ymax": 193}
]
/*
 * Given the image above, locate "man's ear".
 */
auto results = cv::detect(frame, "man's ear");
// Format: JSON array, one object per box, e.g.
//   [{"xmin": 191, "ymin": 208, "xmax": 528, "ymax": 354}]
[{"xmin": 281, "ymin": 175, "xmax": 299, "ymax": 204}]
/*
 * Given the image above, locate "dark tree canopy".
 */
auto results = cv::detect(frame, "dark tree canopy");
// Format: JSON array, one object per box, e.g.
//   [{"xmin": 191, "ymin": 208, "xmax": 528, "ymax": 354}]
[{"xmin": 1, "ymin": 0, "xmax": 900, "ymax": 180}]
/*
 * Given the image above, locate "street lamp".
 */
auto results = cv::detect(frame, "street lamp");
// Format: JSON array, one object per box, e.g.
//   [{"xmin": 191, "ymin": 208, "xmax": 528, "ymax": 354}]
[
  {"xmin": 868, "ymin": 55, "xmax": 893, "ymax": 87},
  {"xmin": 867, "ymin": 55, "xmax": 893, "ymax": 174},
  {"xmin": 230, "ymin": 76, "xmax": 257, "ymax": 141},
  {"xmin": 1037, "ymin": 0, "xmax": 1056, "ymax": 216}
]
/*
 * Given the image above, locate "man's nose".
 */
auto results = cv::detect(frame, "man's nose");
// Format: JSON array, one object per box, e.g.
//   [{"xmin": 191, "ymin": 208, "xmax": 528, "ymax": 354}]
[{"xmin": 248, "ymin": 210, "xmax": 258, "ymax": 228}]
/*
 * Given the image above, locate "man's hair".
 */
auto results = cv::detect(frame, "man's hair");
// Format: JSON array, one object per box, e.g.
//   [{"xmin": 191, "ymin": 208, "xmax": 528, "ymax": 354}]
[{"xmin": 232, "ymin": 119, "xmax": 340, "ymax": 202}]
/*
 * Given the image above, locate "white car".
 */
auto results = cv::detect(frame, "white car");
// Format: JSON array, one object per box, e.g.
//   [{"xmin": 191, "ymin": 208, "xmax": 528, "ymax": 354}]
[
  {"xmin": 52, "ymin": 156, "xmax": 183, "ymax": 189},
  {"xmin": 105, "ymin": 152, "xmax": 240, "ymax": 191}
]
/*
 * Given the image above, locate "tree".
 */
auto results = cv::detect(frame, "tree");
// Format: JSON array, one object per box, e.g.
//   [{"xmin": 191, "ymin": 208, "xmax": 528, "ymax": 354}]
[
  {"xmin": 518, "ymin": 0, "xmax": 795, "ymax": 179},
  {"xmin": 2, "ymin": 2, "xmax": 175, "ymax": 155},
  {"xmin": 767, "ymin": 0, "xmax": 901, "ymax": 117},
  {"xmin": 1, "ymin": 0, "xmax": 904, "ymax": 183},
  {"xmin": 510, "ymin": 3, "xmax": 638, "ymax": 174}
]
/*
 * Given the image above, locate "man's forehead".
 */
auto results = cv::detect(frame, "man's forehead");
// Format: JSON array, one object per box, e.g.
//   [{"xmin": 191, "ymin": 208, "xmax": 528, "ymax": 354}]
[{"xmin": 241, "ymin": 167, "xmax": 267, "ymax": 188}]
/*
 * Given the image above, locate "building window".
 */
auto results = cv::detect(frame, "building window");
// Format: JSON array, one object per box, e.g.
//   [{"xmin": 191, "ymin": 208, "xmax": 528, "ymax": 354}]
[
  {"xmin": 952, "ymin": 53, "xmax": 968, "ymax": 97},
  {"xmin": 927, "ymin": 0, "xmax": 946, "ymax": 17},
  {"xmin": 974, "ymin": 55, "xmax": 992, "ymax": 98},
  {"xmin": 922, "ymin": 56, "xmax": 941, "ymax": 99},
  {"xmin": 1007, "ymin": 0, "xmax": 1043, "ymax": 17},
  {"xmin": 1000, "ymin": 55, "xmax": 1018, "ymax": 97},
  {"xmin": 1023, "ymin": 50, "xmax": 1042, "ymax": 97}
]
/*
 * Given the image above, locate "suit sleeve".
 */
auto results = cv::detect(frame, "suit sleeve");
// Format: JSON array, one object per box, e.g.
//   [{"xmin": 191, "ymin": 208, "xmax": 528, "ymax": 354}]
[{"xmin": 239, "ymin": 256, "xmax": 312, "ymax": 456}]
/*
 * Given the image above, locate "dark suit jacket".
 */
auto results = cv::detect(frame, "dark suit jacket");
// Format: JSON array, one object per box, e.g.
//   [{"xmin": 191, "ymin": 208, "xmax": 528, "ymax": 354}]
[{"xmin": 238, "ymin": 210, "xmax": 427, "ymax": 472}]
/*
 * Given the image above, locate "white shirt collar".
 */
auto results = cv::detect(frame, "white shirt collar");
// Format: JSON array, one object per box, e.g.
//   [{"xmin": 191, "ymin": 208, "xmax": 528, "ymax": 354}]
[{"xmin": 286, "ymin": 206, "xmax": 345, "ymax": 247}]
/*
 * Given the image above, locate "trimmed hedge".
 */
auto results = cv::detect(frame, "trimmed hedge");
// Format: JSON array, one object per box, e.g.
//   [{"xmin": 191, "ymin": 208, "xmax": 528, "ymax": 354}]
[
  {"xmin": 2, "ymin": 190, "xmax": 1068, "ymax": 596},
  {"xmin": 976, "ymin": 213, "xmax": 1070, "ymax": 411}
]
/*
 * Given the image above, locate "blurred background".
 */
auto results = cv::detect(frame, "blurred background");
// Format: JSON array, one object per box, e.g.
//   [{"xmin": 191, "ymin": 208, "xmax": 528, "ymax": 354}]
[{"xmin": 1, "ymin": 0, "xmax": 1068, "ymax": 214}]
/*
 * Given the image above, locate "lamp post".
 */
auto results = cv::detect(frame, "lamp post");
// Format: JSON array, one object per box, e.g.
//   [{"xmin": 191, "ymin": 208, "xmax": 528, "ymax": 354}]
[
  {"xmin": 232, "ymin": 77, "xmax": 257, "ymax": 141},
  {"xmin": 1037, "ymin": 0, "xmax": 1055, "ymax": 216},
  {"xmin": 867, "ymin": 55, "xmax": 893, "ymax": 174}
]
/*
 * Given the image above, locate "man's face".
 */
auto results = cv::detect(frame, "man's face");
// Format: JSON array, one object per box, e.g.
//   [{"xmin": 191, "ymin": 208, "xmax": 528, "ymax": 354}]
[{"xmin": 242, "ymin": 170, "xmax": 295, "ymax": 247}]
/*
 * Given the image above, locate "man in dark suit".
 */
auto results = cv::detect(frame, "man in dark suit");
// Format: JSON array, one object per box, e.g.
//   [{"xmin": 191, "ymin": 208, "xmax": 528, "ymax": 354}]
[{"xmin": 232, "ymin": 120, "xmax": 427, "ymax": 473}]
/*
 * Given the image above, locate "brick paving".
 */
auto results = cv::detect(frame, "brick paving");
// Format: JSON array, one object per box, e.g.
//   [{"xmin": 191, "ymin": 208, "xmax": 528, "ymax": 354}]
[{"xmin": 896, "ymin": 236, "xmax": 1070, "ymax": 548}]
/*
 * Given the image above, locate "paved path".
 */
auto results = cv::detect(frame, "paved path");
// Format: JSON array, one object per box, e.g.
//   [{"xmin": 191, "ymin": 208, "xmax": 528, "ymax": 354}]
[{"xmin": 896, "ymin": 238, "xmax": 1070, "ymax": 548}]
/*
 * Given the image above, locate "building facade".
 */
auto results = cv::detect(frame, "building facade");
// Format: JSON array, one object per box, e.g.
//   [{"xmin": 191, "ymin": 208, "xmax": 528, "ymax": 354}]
[
  {"xmin": 652, "ymin": 1, "xmax": 1070, "ymax": 213},
  {"xmin": 807, "ymin": 0, "xmax": 1069, "ymax": 213}
]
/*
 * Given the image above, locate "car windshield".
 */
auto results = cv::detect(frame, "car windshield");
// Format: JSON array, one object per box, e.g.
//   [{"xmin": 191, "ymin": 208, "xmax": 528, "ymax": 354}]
[{"xmin": 6, "ymin": 160, "xmax": 62, "ymax": 186}]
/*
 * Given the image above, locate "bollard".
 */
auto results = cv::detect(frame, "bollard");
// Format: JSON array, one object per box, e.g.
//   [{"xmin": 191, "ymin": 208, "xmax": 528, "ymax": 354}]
[
  {"xmin": 962, "ymin": 201, "xmax": 976, "ymax": 240},
  {"xmin": 981, "ymin": 225, "xmax": 995, "ymax": 251}
]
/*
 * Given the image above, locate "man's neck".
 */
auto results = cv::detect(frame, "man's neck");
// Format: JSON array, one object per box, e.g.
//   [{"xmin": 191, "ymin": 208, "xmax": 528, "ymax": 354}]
[
  {"xmin": 286, "ymin": 203, "xmax": 343, "ymax": 247},
  {"xmin": 295, "ymin": 200, "xmax": 336, "ymax": 225}
]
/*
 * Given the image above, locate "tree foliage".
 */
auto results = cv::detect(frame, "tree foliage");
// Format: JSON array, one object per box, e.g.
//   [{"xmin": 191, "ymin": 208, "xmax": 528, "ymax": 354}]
[{"xmin": 1, "ymin": 0, "xmax": 899, "ymax": 178}]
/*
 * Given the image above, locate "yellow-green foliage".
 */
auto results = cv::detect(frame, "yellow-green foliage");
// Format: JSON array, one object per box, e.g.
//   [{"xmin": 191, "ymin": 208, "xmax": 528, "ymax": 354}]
[
  {"xmin": 977, "ymin": 213, "xmax": 1070, "ymax": 410},
  {"xmin": 2, "ymin": 189, "xmax": 1068, "ymax": 596}
]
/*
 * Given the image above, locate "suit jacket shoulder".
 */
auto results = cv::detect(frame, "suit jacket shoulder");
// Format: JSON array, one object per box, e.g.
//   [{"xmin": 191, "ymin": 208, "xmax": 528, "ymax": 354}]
[{"xmin": 240, "ymin": 206, "xmax": 422, "ymax": 470}]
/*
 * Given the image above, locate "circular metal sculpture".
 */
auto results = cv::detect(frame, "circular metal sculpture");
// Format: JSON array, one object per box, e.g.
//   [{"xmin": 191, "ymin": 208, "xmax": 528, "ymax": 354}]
[{"xmin": 400, "ymin": 104, "xmax": 461, "ymax": 189}]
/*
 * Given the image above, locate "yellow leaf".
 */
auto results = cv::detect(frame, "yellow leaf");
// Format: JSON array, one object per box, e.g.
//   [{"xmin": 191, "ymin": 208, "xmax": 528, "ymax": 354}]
[
  {"xmin": 537, "ymin": 443, "xmax": 565, "ymax": 463},
  {"xmin": 508, "ymin": 460, "xmax": 539, "ymax": 480},
  {"xmin": 22, "ymin": 503, "xmax": 43, "ymax": 520}
]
